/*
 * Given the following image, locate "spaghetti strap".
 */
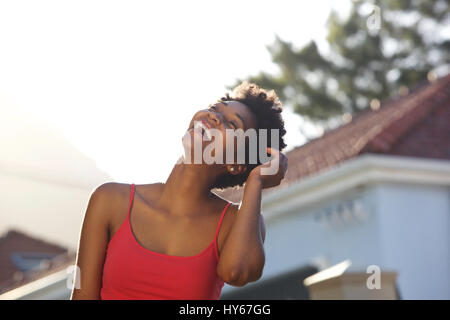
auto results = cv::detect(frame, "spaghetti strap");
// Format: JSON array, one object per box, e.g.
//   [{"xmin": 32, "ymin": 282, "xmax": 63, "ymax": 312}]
[
  {"xmin": 127, "ymin": 183, "xmax": 136, "ymax": 220},
  {"xmin": 214, "ymin": 202, "xmax": 232, "ymax": 243}
]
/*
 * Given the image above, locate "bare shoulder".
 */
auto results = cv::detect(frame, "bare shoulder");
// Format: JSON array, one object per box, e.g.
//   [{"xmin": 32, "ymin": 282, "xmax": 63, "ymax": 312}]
[
  {"xmin": 210, "ymin": 195, "xmax": 266, "ymax": 243},
  {"xmin": 210, "ymin": 193, "xmax": 240, "ymax": 231},
  {"xmin": 92, "ymin": 181, "xmax": 164, "ymax": 218},
  {"xmin": 90, "ymin": 182, "xmax": 130, "ymax": 208},
  {"xmin": 92, "ymin": 181, "xmax": 127, "ymax": 195},
  {"xmin": 226, "ymin": 202, "xmax": 240, "ymax": 214},
  {"xmin": 102, "ymin": 182, "xmax": 165, "ymax": 238},
  {"xmin": 86, "ymin": 182, "xmax": 133, "ymax": 229},
  {"xmin": 210, "ymin": 192, "xmax": 239, "ymax": 215}
]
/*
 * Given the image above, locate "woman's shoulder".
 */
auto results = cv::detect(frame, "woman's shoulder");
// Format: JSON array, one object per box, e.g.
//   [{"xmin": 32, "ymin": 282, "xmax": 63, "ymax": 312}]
[
  {"xmin": 88, "ymin": 183, "xmax": 132, "ymax": 220},
  {"xmin": 92, "ymin": 182, "xmax": 164, "ymax": 206},
  {"xmin": 92, "ymin": 182, "xmax": 131, "ymax": 200},
  {"xmin": 92, "ymin": 182, "xmax": 164, "ymax": 237},
  {"xmin": 209, "ymin": 192, "xmax": 240, "ymax": 216}
]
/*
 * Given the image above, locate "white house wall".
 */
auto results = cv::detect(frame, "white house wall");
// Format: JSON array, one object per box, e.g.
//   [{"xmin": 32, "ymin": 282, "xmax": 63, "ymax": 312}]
[
  {"xmin": 223, "ymin": 155, "xmax": 450, "ymax": 298},
  {"xmin": 262, "ymin": 185, "xmax": 381, "ymax": 277},
  {"xmin": 376, "ymin": 182, "xmax": 450, "ymax": 299},
  {"xmin": 222, "ymin": 184, "xmax": 383, "ymax": 295}
]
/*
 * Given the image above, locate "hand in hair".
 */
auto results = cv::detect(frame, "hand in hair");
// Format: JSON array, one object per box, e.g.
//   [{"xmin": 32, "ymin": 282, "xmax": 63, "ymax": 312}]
[{"xmin": 247, "ymin": 147, "xmax": 288, "ymax": 189}]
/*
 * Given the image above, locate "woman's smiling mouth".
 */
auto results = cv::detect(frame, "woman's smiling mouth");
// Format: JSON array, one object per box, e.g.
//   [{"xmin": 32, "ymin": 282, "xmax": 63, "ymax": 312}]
[{"xmin": 193, "ymin": 121, "xmax": 212, "ymax": 141}]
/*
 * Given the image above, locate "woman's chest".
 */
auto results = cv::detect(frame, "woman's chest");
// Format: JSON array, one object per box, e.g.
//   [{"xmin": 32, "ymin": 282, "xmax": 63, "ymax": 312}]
[{"xmin": 109, "ymin": 194, "xmax": 235, "ymax": 258}]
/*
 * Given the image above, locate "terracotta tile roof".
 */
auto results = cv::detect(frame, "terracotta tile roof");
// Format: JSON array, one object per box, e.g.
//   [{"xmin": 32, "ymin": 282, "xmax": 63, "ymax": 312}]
[
  {"xmin": 0, "ymin": 229, "xmax": 75, "ymax": 294},
  {"xmin": 214, "ymin": 74, "xmax": 450, "ymax": 203}
]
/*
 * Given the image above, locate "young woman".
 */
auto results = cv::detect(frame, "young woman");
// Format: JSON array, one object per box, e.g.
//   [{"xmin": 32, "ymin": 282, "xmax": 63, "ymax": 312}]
[{"xmin": 71, "ymin": 81, "xmax": 288, "ymax": 300}]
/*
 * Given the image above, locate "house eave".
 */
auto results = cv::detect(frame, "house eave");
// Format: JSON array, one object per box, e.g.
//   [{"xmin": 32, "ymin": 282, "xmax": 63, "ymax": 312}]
[
  {"xmin": 262, "ymin": 153, "xmax": 450, "ymax": 222},
  {"xmin": 0, "ymin": 268, "xmax": 69, "ymax": 300}
]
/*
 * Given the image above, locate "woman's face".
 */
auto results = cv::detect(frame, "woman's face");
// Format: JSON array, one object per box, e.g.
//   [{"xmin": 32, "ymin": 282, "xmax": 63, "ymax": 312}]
[{"xmin": 183, "ymin": 100, "xmax": 258, "ymax": 166}]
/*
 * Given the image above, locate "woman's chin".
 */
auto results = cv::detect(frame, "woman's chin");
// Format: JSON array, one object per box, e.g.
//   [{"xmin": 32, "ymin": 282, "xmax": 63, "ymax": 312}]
[
  {"xmin": 181, "ymin": 130, "xmax": 223, "ymax": 164},
  {"xmin": 181, "ymin": 129, "xmax": 205, "ymax": 156}
]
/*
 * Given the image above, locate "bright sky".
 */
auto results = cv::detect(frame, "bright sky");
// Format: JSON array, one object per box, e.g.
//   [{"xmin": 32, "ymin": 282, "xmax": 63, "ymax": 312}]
[{"xmin": 0, "ymin": 0, "xmax": 351, "ymax": 184}]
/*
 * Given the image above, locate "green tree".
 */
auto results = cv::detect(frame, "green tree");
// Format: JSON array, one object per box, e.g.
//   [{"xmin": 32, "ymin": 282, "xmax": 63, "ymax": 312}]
[{"xmin": 228, "ymin": 0, "xmax": 450, "ymax": 124}]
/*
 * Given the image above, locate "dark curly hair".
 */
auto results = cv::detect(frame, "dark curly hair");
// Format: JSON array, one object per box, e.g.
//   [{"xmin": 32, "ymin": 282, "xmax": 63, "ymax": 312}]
[{"xmin": 212, "ymin": 81, "xmax": 287, "ymax": 190}]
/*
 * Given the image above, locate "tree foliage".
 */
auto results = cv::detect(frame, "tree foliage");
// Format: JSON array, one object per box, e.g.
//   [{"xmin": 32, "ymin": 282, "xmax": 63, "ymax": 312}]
[{"xmin": 228, "ymin": 0, "xmax": 450, "ymax": 122}]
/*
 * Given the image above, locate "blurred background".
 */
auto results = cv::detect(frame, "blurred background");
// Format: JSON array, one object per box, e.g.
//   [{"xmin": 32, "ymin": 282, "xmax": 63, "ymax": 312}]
[{"xmin": 0, "ymin": 0, "xmax": 449, "ymax": 299}]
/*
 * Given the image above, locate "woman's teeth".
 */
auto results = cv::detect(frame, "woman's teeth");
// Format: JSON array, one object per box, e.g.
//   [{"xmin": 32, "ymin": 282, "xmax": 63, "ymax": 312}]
[{"xmin": 194, "ymin": 121, "xmax": 212, "ymax": 141}]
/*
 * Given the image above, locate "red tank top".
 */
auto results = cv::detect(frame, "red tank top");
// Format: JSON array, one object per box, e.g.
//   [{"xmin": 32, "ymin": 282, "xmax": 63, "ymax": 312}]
[{"xmin": 100, "ymin": 183, "xmax": 232, "ymax": 300}]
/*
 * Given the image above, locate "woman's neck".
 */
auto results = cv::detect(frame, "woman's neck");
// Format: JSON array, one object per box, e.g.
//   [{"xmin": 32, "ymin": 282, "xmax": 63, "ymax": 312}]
[{"xmin": 156, "ymin": 161, "xmax": 222, "ymax": 217}]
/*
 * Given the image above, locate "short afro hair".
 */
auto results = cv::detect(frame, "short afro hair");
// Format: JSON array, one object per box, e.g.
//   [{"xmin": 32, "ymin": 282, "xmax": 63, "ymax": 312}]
[{"xmin": 212, "ymin": 81, "xmax": 287, "ymax": 190}]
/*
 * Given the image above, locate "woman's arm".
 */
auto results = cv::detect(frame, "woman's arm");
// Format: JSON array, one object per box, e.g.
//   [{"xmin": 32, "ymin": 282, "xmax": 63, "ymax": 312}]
[
  {"xmin": 217, "ymin": 177, "xmax": 266, "ymax": 287},
  {"xmin": 70, "ymin": 183, "xmax": 118, "ymax": 300},
  {"xmin": 217, "ymin": 147, "xmax": 287, "ymax": 287}
]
